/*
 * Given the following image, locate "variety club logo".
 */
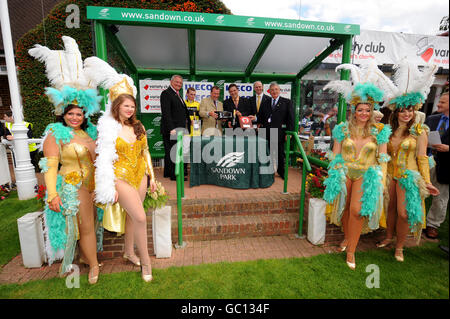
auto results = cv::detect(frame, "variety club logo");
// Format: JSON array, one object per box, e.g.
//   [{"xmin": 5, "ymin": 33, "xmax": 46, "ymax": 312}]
[{"xmin": 416, "ymin": 37, "xmax": 434, "ymax": 62}]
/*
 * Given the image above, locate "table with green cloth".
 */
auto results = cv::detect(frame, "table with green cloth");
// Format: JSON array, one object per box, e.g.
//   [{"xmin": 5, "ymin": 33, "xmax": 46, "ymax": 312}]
[{"xmin": 189, "ymin": 136, "xmax": 274, "ymax": 189}]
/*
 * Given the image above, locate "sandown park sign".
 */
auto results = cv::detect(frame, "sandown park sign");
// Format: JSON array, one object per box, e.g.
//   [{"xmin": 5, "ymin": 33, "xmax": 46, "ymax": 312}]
[{"xmin": 87, "ymin": 6, "xmax": 360, "ymax": 36}]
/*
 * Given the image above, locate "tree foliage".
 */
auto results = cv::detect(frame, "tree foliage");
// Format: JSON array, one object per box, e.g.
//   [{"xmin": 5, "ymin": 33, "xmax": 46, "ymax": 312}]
[{"xmin": 16, "ymin": 0, "xmax": 231, "ymax": 136}]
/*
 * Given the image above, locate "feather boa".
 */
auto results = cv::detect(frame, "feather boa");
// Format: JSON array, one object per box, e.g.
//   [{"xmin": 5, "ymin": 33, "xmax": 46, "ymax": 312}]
[
  {"xmin": 398, "ymin": 170, "xmax": 426, "ymax": 232},
  {"xmin": 332, "ymin": 122, "xmax": 348, "ymax": 143},
  {"xmin": 374, "ymin": 124, "xmax": 392, "ymax": 145},
  {"xmin": 94, "ymin": 110, "xmax": 122, "ymax": 204},
  {"xmin": 360, "ymin": 165, "xmax": 384, "ymax": 230}
]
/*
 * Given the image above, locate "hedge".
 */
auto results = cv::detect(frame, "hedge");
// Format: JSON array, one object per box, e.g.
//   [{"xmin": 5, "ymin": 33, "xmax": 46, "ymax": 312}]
[{"xmin": 16, "ymin": 0, "xmax": 231, "ymax": 137}]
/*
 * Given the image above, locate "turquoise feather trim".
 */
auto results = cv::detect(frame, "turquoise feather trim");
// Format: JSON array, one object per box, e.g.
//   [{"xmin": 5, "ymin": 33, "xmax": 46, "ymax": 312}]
[
  {"xmin": 44, "ymin": 123, "xmax": 73, "ymax": 145},
  {"xmin": 429, "ymin": 156, "xmax": 436, "ymax": 169},
  {"xmin": 38, "ymin": 157, "xmax": 49, "ymax": 173},
  {"xmin": 390, "ymin": 92, "xmax": 425, "ymax": 109},
  {"xmin": 398, "ymin": 170, "xmax": 424, "ymax": 230},
  {"xmin": 85, "ymin": 118, "xmax": 98, "ymax": 141},
  {"xmin": 96, "ymin": 207, "xmax": 104, "ymax": 252},
  {"xmin": 374, "ymin": 124, "xmax": 392, "ymax": 145},
  {"xmin": 360, "ymin": 166, "xmax": 383, "ymax": 230},
  {"xmin": 58, "ymin": 178, "xmax": 81, "ymax": 275},
  {"xmin": 45, "ymin": 85, "xmax": 102, "ymax": 117},
  {"xmin": 332, "ymin": 122, "xmax": 348, "ymax": 143},
  {"xmin": 324, "ymin": 154, "xmax": 347, "ymax": 203},
  {"xmin": 379, "ymin": 153, "xmax": 391, "ymax": 163},
  {"xmin": 44, "ymin": 175, "xmax": 66, "ymax": 257},
  {"xmin": 351, "ymin": 83, "xmax": 384, "ymax": 104}
]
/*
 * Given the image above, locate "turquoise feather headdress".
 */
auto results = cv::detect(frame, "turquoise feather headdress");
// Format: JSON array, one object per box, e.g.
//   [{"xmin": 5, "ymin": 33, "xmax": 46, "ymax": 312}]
[
  {"xmin": 28, "ymin": 36, "xmax": 102, "ymax": 116},
  {"xmin": 45, "ymin": 86, "xmax": 102, "ymax": 116}
]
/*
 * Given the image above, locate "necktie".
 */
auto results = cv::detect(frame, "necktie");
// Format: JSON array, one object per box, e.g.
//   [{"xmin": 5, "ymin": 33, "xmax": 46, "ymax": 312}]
[
  {"xmin": 439, "ymin": 115, "xmax": 448, "ymax": 137},
  {"xmin": 257, "ymin": 95, "xmax": 261, "ymax": 112},
  {"xmin": 271, "ymin": 99, "xmax": 276, "ymax": 111}
]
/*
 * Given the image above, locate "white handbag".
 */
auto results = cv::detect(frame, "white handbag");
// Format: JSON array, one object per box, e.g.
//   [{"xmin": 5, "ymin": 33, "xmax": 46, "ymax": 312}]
[{"xmin": 152, "ymin": 206, "xmax": 172, "ymax": 258}]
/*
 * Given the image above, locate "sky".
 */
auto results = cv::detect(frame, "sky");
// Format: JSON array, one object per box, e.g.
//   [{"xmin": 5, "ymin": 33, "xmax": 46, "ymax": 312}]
[{"xmin": 221, "ymin": 0, "xmax": 449, "ymax": 35}]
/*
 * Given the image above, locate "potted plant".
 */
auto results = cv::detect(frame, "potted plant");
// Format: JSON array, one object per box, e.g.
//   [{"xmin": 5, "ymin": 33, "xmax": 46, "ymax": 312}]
[{"xmin": 306, "ymin": 168, "xmax": 327, "ymax": 245}]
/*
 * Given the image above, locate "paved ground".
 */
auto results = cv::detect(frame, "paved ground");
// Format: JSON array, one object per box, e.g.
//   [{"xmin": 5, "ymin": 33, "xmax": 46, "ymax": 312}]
[{"xmin": 1, "ymin": 166, "xmax": 432, "ymax": 285}]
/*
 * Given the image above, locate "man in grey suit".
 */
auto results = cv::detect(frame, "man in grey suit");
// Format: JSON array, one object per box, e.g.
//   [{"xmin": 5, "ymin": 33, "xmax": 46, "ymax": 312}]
[{"xmin": 199, "ymin": 86, "xmax": 224, "ymax": 136}]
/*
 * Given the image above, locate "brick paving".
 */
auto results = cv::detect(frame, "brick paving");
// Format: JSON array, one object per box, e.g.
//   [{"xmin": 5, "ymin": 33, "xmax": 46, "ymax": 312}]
[{"xmin": 1, "ymin": 166, "xmax": 433, "ymax": 285}]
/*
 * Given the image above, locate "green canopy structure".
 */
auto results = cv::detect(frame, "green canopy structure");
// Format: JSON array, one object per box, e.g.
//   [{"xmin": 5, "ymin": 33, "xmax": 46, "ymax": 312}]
[{"xmin": 88, "ymin": 6, "xmax": 358, "ymax": 158}]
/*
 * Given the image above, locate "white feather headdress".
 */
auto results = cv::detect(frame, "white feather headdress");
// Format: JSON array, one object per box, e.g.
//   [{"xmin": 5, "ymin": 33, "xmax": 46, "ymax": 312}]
[
  {"xmin": 28, "ymin": 36, "xmax": 101, "ymax": 116},
  {"xmin": 84, "ymin": 56, "xmax": 137, "ymax": 109},
  {"xmin": 387, "ymin": 58, "xmax": 438, "ymax": 110},
  {"xmin": 323, "ymin": 59, "xmax": 395, "ymax": 110}
]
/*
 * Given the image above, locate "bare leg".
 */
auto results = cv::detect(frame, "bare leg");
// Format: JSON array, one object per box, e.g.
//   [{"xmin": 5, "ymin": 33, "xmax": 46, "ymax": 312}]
[
  {"xmin": 340, "ymin": 178, "xmax": 353, "ymax": 249},
  {"xmin": 77, "ymin": 187, "xmax": 99, "ymax": 281},
  {"xmin": 116, "ymin": 178, "xmax": 151, "ymax": 267},
  {"xmin": 124, "ymin": 176, "xmax": 148, "ymax": 257},
  {"xmin": 346, "ymin": 178, "xmax": 365, "ymax": 265},
  {"xmin": 395, "ymin": 182, "xmax": 409, "ymax": 261},
  {"xmin": 377, "ymin": 179, "xmax": 397, "ymax": 247}
]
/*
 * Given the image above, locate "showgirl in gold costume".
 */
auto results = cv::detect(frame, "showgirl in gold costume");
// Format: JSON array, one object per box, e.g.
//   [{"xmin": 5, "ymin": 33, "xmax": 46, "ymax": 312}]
[
  {"xmin": 84, "ymin": 58, "xmax": 157, "ymax": 282},
  {"xmin": 376, "ymin": 60, "xmax": 440, "ymax": 261},
  {"xmin": 323, "ymin": 61, "xmax": 392, "ymax": 270},
  {"xmin": 29, "ymin": 36, "xmax": 103, "ymax": 284}
]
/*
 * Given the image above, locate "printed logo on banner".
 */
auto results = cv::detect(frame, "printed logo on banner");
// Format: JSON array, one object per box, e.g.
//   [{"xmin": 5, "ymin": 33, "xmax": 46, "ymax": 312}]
[
  {"xmin": 146, "ymin": 129, "xmax": 154, "ymax": 138},
  {"xmin": 140, "ymin": 80, "xmax": 170, "ymax": 113},
  {"xmin": 246, "ymin": 18, "xmax": 255, "ymax": 26},
  {"xmin": 416, "ymin": 37, "xmax": 434, "ymax": 63},
  {"xmin": 344, "ymin": 25, "xmax": 352, "ymax": 33},
  {"xmin": 215, "ymin": 15, "xmax": 225, "ymax": 24},
  {"xmin": 216, "ymin": 152, "xmax": 244, "ymax": 168},
  {"xmin": 152, "ymin": 116, "xmax": 162, "ymax": 126},
  {"xmin": 211, "ymin": 152, "xmax": 246, "ymax": 181},
  {"xmin": 153, "ymin": 141, "xmax": 164, "ymax": 151},
  {"xmin": 99, "ymin": 8, "xmax": 110, "ymax": 18},
  {"xmin": 183, "ymin": 82, "xmax": 214, "ymax": 102},
  {"xmin": 224, "ymin": 83, "xmax": 254, "ymax": 99}
]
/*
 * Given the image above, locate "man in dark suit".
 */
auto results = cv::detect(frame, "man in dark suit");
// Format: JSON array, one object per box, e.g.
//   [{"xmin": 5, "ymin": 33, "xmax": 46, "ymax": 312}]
[
  {"xmin": 424, "ymin": 91, "xmax": 449, "ymax": 239},
  {"xmin": 248, "ymin": 81, "xmax": 270, "ymax": 128},
  {"xmin": 160, "ymin": 75, "xmax": 191, "ymax": 181},
  {"xmin": 223, "ymin": 83, "xmax": 253, "ymax": 130},
  {"xmin": 257, "ymin": 82, "xmax": 295, "ymax": 179}
]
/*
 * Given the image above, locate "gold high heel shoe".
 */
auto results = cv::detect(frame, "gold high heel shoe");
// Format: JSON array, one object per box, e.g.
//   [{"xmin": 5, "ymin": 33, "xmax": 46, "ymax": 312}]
[
  {"xmin": 376, "ymin": 238, "xmax": 394, "ymax": 248},
  {"xmin": 79, "ymin": 257, "xmax": 103, "ymax": 268},
  {"xmin": 395, "ymin": 248, "xmax": 404, "ymax": 262},
  {"xmin": 141, "ymin": 264, "xmax": 153, "ymax": 282},
  {"xmin": 339, "ymin": 239, "xmax": 348, "ymax": 252},
  {"xmin": 88, "ymin": 265, "xmax": 100, "ymax": 285},
  {"xmin": 123, "ymin": 254, "xmax": 141, "ymax": 266},
  {"xmin": 346, "ymin": 253, "xmax": 356, "ymax": 270}
]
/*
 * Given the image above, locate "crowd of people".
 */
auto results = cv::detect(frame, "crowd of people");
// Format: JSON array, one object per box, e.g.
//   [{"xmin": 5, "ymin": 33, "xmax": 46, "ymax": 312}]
[
  {"xmin": 160, "ymin": 76, "xmax": 294, "ymax": 180},
  {"xmin": 3, "ymin": 35, "xmax": 447, "ymax": 286}
]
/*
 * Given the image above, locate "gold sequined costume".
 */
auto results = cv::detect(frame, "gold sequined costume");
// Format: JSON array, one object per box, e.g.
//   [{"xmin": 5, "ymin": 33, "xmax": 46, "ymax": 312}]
[{"xmin": 101, "ymin": 135, "xmax": 156, "ymax": 235}]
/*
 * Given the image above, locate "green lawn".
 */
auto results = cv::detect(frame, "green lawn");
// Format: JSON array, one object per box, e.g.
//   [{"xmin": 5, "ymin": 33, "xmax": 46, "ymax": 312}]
[
  {"xmin": 0, "ymin": 191, "xmax": 448, "ymax": 299},
  {"xmin": 0, "ymin": 191, "xmax": 42, "ymax": 266}
]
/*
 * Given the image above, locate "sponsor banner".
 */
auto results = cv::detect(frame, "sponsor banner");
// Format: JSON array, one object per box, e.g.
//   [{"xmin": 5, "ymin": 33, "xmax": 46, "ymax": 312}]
[
  {"xmin": 183, "ymin": 82, "xmax": 214, "ymax": 102},
  {"xmin": 87, "ymin": 6, "xmax": 359, "ymax": 36},
  {"xmin": 224, "ymin": 83, "xmax": 254, "ymax": 100},
  {"xmin": 140, "ymin": 79, "xmax": 170, "ymax": 113},
  {"xmin": 323, "ymin": 29, "xmax": 449, "ymax": 69},
  {"xmin": 263, "ymin": 83, "xmax": 292, "ymax": 100}
]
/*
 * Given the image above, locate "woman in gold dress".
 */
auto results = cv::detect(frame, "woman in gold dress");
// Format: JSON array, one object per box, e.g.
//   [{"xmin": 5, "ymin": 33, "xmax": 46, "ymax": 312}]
[
  {"xmin": 323, "ymin": 61, "xmax": 392, "ymax": 270},
  {"xmin": 41, "ymin": 102, "xmax": 102, "ymax": 284},
  {"xmin": 29, "ymin": 36, "xmax": 103, "ymax": 284},
  {"xmin": 376, "ymin": 60, "xmax": 440, "ymax": 261}
]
